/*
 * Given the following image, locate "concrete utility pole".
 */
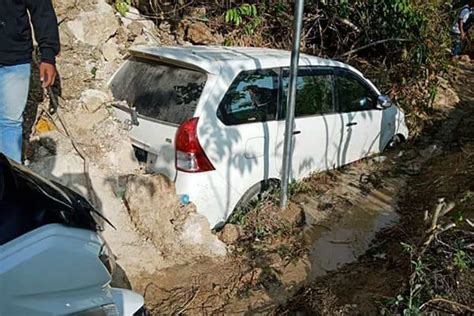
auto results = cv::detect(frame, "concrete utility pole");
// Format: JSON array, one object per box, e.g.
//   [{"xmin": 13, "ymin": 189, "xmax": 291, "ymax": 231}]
[{"xmin": 280, "ymin": 0, "xmax": 304, "ymax": 209}]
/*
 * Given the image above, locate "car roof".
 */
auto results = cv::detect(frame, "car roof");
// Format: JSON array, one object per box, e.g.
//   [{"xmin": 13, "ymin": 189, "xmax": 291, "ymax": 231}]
[{"xmin": 130, "ymin": 45, "xmax": 358, "ymax": 75}]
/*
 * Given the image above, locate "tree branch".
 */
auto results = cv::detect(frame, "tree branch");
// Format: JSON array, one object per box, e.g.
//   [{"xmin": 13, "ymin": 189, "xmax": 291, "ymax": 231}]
[{"xmin": 339, "ymin": 38, "xmax": 410, "ymax": 57}]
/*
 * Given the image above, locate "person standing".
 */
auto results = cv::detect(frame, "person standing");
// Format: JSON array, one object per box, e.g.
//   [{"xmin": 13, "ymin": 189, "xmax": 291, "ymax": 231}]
[
  {"xmin": 0, "ymin": 0, "xmax": 60, "ymax": 162},
  {"xmin": 451, "ymin": 1, "xmax": 474, "ymax": 58}
]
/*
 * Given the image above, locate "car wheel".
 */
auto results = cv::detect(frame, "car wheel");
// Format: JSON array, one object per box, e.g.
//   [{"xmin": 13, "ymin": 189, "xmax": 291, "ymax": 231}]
[{"xmin": 232, "ymin": 180, "xmax": 279, "ymax": 219}]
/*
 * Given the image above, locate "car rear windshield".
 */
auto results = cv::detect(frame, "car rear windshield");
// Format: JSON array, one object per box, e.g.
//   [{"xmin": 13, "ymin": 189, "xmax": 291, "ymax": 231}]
[{"xmin": 110, "ymin": 57, "xmax": 207, "ymax": 125}]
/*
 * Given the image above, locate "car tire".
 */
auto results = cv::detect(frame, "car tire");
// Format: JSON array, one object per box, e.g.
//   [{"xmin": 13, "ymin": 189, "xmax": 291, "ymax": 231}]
[{"xmin": 234, "ymin": 180, "xmax": 279, "ymax": 213}]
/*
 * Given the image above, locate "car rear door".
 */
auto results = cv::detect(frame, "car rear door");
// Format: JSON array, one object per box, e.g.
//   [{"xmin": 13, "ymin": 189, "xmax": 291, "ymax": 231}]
[
  {"xmin": 276, "ymin": 67, "xmax": 344, "ymax": 180},
  {"xmin": 335, "ymin": 70, "xmax": 383, "ymax": 165},
  {"xmin": 109, "ymin": 57, "xmax": 208, "ymax": 180}
]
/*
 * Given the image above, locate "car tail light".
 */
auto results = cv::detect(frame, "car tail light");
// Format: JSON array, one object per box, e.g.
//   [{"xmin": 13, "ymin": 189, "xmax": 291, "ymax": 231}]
[{"xmin": 175, "ymin": 117, "xmax": 215, "ymax": 173}]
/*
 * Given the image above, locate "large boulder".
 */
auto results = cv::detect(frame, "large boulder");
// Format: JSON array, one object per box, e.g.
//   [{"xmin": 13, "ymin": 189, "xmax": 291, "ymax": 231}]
[
  {"xmin": 218, "ymin": 224, "xmax": 242, "ymax": 245},
  {"xmin": 80, "ymin": 89, "xmax": 110, "ymax": 112},
  {"xmin": 67, "ymin": 0, "xmax": 119, "ymax": 47},
  {"xmin": 123, "ymin": 174, "xmax": 227, "ymax": 258},
  {"xmin": 186, "ymin": 21, "xmax": 223, "ymax": 45}
]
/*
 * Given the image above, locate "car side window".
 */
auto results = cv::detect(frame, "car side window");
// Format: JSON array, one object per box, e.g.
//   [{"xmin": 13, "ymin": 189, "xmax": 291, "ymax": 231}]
[
  {"xmin": 217, "ymin": 69, "xmax": 279, "ymax": 125},
  {"xmin": 281, "ymin": 69, "xmax": 335, "ymax": 118},
  {"xmin": 336, "ymin": 72, "xmax": 377, "ymax": 113}
]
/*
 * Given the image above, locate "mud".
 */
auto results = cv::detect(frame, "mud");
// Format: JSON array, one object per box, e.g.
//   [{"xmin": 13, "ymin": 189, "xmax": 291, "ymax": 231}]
[{"xmin": 306, "ymin": 183, "xmax": 401, "ymax": 279}]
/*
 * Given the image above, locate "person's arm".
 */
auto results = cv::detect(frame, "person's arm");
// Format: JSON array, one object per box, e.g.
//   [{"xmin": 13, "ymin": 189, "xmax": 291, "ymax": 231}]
[{"xmin": 26, "ymin": 0, "xmax": 60, "ymax": 88}]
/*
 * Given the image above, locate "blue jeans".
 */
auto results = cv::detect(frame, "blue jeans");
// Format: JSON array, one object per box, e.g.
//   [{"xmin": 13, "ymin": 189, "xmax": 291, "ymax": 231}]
[
  {"xmin": 451, "ymin": 33, "xmax": 462, "ymax": 56},
  {"xmin": 0, "ymin": 63, "xmax": 31, "ymax": 162}
]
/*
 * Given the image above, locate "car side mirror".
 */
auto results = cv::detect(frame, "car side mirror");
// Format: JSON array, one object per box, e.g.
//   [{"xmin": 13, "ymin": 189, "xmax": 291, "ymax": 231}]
[{"xmin": 377, "ymin": 95, "xmax": 393, "ymax": 110}]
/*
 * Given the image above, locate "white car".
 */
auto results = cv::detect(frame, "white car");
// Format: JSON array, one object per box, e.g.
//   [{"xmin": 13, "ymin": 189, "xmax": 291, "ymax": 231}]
[{"xmin": 110, "ymin": 46, "xmax": 409, "ymax": 229}]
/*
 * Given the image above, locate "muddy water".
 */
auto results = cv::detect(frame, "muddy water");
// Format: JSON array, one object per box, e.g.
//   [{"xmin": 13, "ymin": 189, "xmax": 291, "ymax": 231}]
[{"xmin": 304, "ymin": 178, "xmax": 403, "ymax": 280}]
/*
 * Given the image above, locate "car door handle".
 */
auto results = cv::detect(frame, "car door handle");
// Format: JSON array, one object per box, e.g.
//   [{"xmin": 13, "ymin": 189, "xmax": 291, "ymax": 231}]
[
  {"xmin": 346, "ymin": 122, "xmax": 358, "ymax": 127},
  {"xmin": 292, "ymin": 130, "xmax": 302, "ymax": 135}
]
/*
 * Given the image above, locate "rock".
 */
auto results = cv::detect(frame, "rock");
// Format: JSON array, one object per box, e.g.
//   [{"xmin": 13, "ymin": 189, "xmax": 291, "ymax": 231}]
[
  {"xmin": 52, "ymin": 0, "xmax": 74, "ymax": 18},
  {"xmin": 118, "ymin": 6, "xmax": 141, "ymax": 27},
  {"xmin": 370, "ymin": 156, "xmax": 388, "ymax": 164},
  {"xmin": 53, "ymin": 0, "xmax": 96, "ymax": 20},
  {"xmin": 106, "ymin": 140, "xmax": 139, "ymax": 174},
  {"xmin": 80, "ymin": 89, "xmax": 109, "ymax": 112},
  {"xmin": 127, "ymin": 21, "xmax": 145, "ymax": 38},
  {"xmin": 58, "ymin": 24, "xmax": 75, "ymax": 49},
  {"xmin": 132, "ymin": 34, "xmax": 148, "ymax": 46},
  {"xmin": 188, "ymin": 7, "xmax": 207, "ymax": 19},
  {"xmin": 186, "ymin": 21, "xmax": 220, "ymax": 45},
  {"xmin": 433, "ymin": 85, "xmax": 460, "ymax": 109},
  {"xmin": 280, "ymin": 204, "xmax": 305, "ymax": 227},
  {"xmin": 459, "ymin": 54, "xmax": 471, "ymax": 62},
  {"xmin": 67, "ymin": 0, "xmax": 119, "ymax": 46},
  {"xmin": 124, "ymin": 174, "xmax": 227, "ymax": 258},
  {"xmin": 218, "ymin": 224, "xmax": 242, "ymax": 245},
  {"xmin": 101, "ymin": 39, "xmax": 121, "ymax": 62},
  {"xmin": 159, "ymin": 21, "xmax": 172, "ymax": 33},
  {"xmin": 94, "ymin": 61, "xmax": 121, "ymax": 81},
  {"xmin": 180, "ymin": 213, "xmax": 227, "ymax": 256}
]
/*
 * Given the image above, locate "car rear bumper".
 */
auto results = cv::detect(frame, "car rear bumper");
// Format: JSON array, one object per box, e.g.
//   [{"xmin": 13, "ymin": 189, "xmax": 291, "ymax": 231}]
[{"xmin": 175, "ymin": 171, "xmax": 243, "ymax": 228}]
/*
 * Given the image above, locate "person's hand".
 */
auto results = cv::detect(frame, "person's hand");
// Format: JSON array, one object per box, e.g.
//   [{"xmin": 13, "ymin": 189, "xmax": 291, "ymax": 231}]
[{"xmin": 40, "ymin": 62, "xmax": 57, "ymax": 88}]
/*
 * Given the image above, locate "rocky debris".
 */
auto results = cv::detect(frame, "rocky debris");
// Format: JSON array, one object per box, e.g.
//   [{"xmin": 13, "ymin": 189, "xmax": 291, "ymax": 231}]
[
  {"xmin": 459, "ymin": 54, "xmax": 471, "ymax": 62},
  {"xmin": 117, "ymin": 6, "xmax": 141, "ymax": 27},
  {"xmin": 280, "ymin": 204, "xmax": 305, "ymax": 227},
  {"xmin": 180, "ymin": 213, "xmax": 227, "ymax": 256},
  {"xmin": 104, "ymin": 140, "xmax": 140, "ymax": 174},
  {"xmin": 369, "ymin": 156, "xmax": 388, "ymax": 164},
  {"xmin": 186, "ymin": 21, "xmax": 221, "ymax": 45},
  {"xmin": 127, "ymin": 21, "xmax": 146, "ymax": 39},
  {"xmin": 123, "ymin": 174, "xmax": 227, "ymax": 258},
  {"xmin": 32, "ymin": 130, "xmax": 74, "ymax": 157},
  {"xmin": 101, "ymin": 39, "xmax": 121, "ymax": 62},
  {"xmin": 433, "ymin": 78, "xmax": 460, "ymax": 109},
  {"xmin": 52, "ymin": 0, "xmax": 96, "ymax": 20},
  {"xmin": 218, "ymin": 224, "xmax": 243, "ymax": 245},
  {"xmin": 67, "ymin": 0, "xmax": 119, "ymax": 47},
  {"xmin": 80, "ymin": 89, "xmax": 110, "ymax": 112}
]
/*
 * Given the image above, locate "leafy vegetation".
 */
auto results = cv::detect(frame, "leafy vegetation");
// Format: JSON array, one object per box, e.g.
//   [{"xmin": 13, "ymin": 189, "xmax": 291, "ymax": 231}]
[
  {"xmin": 115, "ymin": 0, "xmax": 131, "ymax": 17},
  {"xmin": 224, "ymin": 3, "xmax": 258, "ymax": 28}
]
